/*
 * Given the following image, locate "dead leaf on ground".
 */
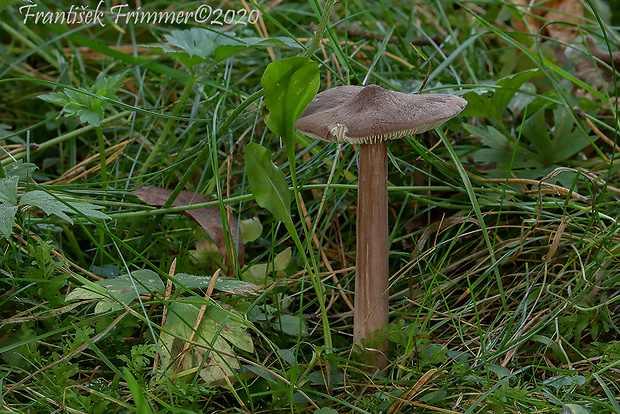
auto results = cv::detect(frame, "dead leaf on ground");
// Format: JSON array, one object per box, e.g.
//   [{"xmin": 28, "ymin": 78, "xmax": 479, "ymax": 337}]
[
  {"xmin": 509, "ymin": 0, "xmax": 584, "ymax": 43},
  {"xmin": 134, "ymin": 186, "xmax": 244, "ymax": 275},
  {"xmin": 574, "ymin": 37, "xmax": 620, "ymax": 98}
]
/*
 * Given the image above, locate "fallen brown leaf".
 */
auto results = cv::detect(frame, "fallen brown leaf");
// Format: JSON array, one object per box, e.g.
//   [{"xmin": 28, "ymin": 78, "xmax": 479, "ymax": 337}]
[
  {"xmin": 574, "ymin": 37, "xmax": 620, "ymax": 97},
  {"xmin": 133, "ymin": 186, "xmax": 244, "ymax": 275},
  {"xmin": 545, "ymin": 0, "xmax": 584, "ymax": 43},
  {"xmin": 509, "ymin": 0, "xmax": 583, "ymax": 43}
]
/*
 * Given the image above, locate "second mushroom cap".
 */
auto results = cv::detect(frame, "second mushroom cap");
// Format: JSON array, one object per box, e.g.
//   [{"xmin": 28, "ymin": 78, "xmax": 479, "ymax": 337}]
[{"xmin": 294, "ymin": 84, "xmax": 468, "ymax": 144}]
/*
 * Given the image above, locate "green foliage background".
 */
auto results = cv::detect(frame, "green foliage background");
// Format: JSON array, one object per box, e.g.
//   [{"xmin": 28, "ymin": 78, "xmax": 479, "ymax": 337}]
[{"xmin": 1, "ymin": 0, "xmax": 620, "ymax": 413}]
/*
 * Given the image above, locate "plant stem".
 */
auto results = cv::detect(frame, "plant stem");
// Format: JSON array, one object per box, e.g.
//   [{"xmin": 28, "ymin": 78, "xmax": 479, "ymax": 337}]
[
  {"xmin": 354, "ymin": 142, "xmax": 389, "ymax": 370},
  {"xmin": 302, "ymin": 0, "xmax": 337, "ymax": 58},
  {"xmin": 286, "ymin": 158, "xmax": 334, "ymax": 357},
  {"xmin": 96, "ymin": 126, "xmax": 107, "ymax": 188},
  {"xmin": 282, "ymin": 0, "xmax": 337, "ymax": 361}
]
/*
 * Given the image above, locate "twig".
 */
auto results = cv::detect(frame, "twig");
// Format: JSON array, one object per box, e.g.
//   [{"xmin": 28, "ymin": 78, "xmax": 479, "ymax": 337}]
[
  {"xmin": 574, "ymin": 105, "xmax": 620, "ymax": 155},
  {"xmin": 153, "ymin": 258, "xmax": 176, "ymax": 373},
  {"xmin": 174, "ymin": 269, "xmax": 221, "ymax": 375}
]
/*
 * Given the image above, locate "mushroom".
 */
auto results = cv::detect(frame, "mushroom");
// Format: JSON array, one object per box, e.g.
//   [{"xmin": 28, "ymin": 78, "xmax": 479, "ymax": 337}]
[{"xmin": 295, "ymin": 84, "xmax": 467, "ymax": 370}]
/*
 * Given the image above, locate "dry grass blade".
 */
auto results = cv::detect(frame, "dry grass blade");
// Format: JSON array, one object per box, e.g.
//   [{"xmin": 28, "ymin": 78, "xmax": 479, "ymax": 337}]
[
  {"xmin": 2, "ymin": 310, "xmax": 130, "ymax": 396},
  {"xmin": 574, "ymin": 105, "xmax": 620, "ymax": 155},
  {"xmin": 297, "ymin": 192, "xmax": 354, "ymax": 312},
  {"xmin": 473, "ymin": 175, "xmax": 592, "ymax": 204},
  {"xmin": 12, "ymin": 224, "xmax": 102, "ymax": 280},
  {"xmin": 387, "ymin": 369, "xmax": 443, "ymax": 414},
  {"xmin": 174, "ymin": 268, "xmax": 220, "ymax": 375},
  {"xmin": 153, "ymin": 258, "xmax": 177, "ymax": 373},
  {"xmin": 0, "ymin": 301, "xmax": 88, "ymax": 327}
]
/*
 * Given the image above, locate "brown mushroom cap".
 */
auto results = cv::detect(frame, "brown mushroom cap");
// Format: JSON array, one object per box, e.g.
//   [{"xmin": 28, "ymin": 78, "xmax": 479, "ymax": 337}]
[{"xmin": 294, "ymin": 84, "xmax": 468, "ymax": 144}]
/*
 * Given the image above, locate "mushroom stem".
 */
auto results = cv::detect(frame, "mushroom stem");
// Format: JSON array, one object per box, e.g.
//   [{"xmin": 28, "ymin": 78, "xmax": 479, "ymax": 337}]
[
  {"xmin": 354, "ymin": 141, "xmax": 389, "ymax": 370},
  {"xmin": 294, "ymin": 84, "xmax": 467, "ymax": 372}
]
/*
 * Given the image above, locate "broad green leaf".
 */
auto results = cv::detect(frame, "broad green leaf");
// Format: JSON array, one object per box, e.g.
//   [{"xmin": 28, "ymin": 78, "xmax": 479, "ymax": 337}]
[
  {"xmin": 308, "ymin": 370, "xmax": 345, "ymax": 386},
  {"xmin": 314, "ymin": 408, "xmax": 339, "ymax": 414},
  {"xmin": 156, "ymin": 28, "xmax": 301, "ymax": 70},
  {"xmin": 273, "ymin": 247, "xmax": 292, "ymax": 271},
  {"xmin": 531, "ymin": 334, "xmax": 553, "ymax": 346},
  {"xmin": 242, "ymin": 263, "xmax": 272, "ymax": 283},
  {"xmin": 19, "ymin": 190, "xmax": 109, "ymax": 224},
  {"xmin": 158, "ymin": 300, "xmax": 254, "ymax": 385},
  {"xmin": 560, "ymin": 404, "xmax": 593, "ymax": 414},
  {"xmin": 165, "ymin": 28, "xmax": 225, "ymax": 56},
  {"xmin": 522, "ymin": 107, "xmax": 554, "ymax": 164},
  {"xmin": 172, "ymin": 273, "xmax": 259, "ymax": 296},
  {"xmin": 273, "ymin": 314, "xmax": 308, "ymax": 336},
  {"xmin": 276, "ymin": 348, "xmax": 297, "ymax": 365},
  {"xmin": 20, "ymin": 191, "xmax": 73, "ymax": 223},
  {"xmin": 239, "ymin": 217, "xmax": 262, "ymax": 243},
  {"xmin": 66, "ymin": 279, "xmax": 110, "ymax": 301},
  {"xmin": 460, "ymin": 90, "xmax": 497, "ymax": 122},
  {"xmin": 97, "ymin": 269, "xmax": 165, "ymax": 295},
  {"xmin": 0, "ymin": 204, "xmax": 18, "ymax": 239},
  {"xmin": 78, "ymin": 106, "xmax": 104, "ymax": 127},
  {"xmin": 0, "ymin": 176, "xmax": 18, "ymax": 205},
  {"xmin": 261, "ymin": 56, "xmax": 319, "ymax": 152},
  {"xmin": 245, "ymin": 143, "xmax": 292, "ymax": 227},
  {"xmin": 213, "ymin": 36, "xmax": 301, "ymax": 62},
  {"xmin": 418, "ymin": 343, "xmax": 448, "ymax": 364},
  {"xmin": 193, "ymin": 324, "xmax": 238, "ymax": 384},
  {"xmin": 464, "ymin": 124, "xmax": 543, "ymax": 174},
  {"xmin": 242, "ymin": 263, "xmax": 269, "ymax": 283},
  {"xmin": 239, "ymin": 248, "xmax": 290, "ymax": 282},
  {"xmin": 461, "ymin": 69, "xmax": 539, "ymax": 124},
  {"xmin": 0, "ymin": 123, "xmax": 11, "ymax": 138},
  {"xmin": 511, "ymin": 81, "xmax": 537, "ymax": 114},
  {"xmin": 160, "ymin": 28, "xmax": 228, "ymax": 67},
  {"xmin": 4, "ymin": 162, "xmax": 38, "ymax": 180},
  {"xmin": 93, "ymin": 72, "xmax": 124, "ymax": 99},
  {"xmin": 543, "ymin": 374, "xmax": 586, "ymax": 390},
  {"xmin": 419, "ymin": 389, "xmax": 448, "ymax": 404},
  {"xmin": 550, "ymin": 107, "xmax": 594, "ymax": 163},
  {"xmin": 69, "ymin": 201, "xmax": 110, "ymax": 220},
  {"xmin": 189, "ymin": 239, "xmax": 224, "ymax": 269},
  {"xmin": 488, "ymin": 363, "xmax": 511, "ymax": 379},
  {"xmin": 39, "ymin": 73, "xmax": 123, "ymax": 126},
  {"xmin": 522, "ymin": 106, "xmax": 594, "ymax": 166},
  {"xmin": 64, "ymin": 88, "xmax": 91, "ymax": 106},
  {"xmin": 38, "ymin": 91, "xmax": 70, "ymax": 106},
  {"xmin": 244, "ymin": 364, "xmax": 279, "ymax": 383},
  {"xmin": 67, "ymin": 269, "xmax": 165, "ymax": 313},
  {"xmin": 494, "ymin": 69, "xmax": 540, "ymax": 113},
  {"xmin": 204, "ymin": 306, "xmax": 254, "ymax": 353}
]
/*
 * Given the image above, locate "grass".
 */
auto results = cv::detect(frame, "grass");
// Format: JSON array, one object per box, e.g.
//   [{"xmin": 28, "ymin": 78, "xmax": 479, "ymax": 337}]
[{"xmin": 1, "ymin": 0, "xmax": 620, "ymax": 413}]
